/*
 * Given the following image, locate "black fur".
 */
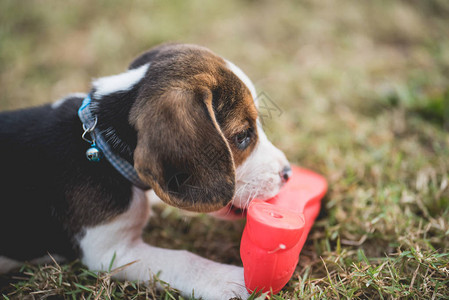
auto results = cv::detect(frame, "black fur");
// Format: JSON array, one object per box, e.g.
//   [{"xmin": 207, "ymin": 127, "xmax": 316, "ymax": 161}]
[
  {"xmin": 0, "ymin": 95, "xmax": 134, "ymax": 260},
  {"xmin": 92, "ymin": 87, "xmax": 141, "ymax": 164}
]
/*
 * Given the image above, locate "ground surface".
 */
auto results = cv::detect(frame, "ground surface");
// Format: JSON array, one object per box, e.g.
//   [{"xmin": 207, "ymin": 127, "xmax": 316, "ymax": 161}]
[{"xmin": 1, "ymin": 0, "xmax": 448, "ymax": 299}]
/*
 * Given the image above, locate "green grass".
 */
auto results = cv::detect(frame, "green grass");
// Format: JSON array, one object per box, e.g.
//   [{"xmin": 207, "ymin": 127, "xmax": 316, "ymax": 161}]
[{"xmin": 1, "ymin": 0, "xmax": 449, "ymax": 299}]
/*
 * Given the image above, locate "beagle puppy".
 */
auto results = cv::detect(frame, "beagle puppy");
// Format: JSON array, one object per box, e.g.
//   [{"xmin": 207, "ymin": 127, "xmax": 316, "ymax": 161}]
[{"xmin": 0, "ymin": 44, "xmax": 291, "ymax": 299}]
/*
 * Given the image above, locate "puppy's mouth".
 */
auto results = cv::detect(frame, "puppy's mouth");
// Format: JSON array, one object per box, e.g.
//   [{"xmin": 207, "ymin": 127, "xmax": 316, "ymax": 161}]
[
  {"xmin": 209, "ymin": 203, "xmax": 247, "ymax": 220},
  {"xmin": 228, "ymin": 204, "xmax": 247, "ymax": 217}
]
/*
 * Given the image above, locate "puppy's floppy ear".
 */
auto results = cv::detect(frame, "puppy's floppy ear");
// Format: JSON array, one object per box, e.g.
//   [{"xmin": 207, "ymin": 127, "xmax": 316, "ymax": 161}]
[{"xmin": 132, "ymin": 87, "xmax": 235, "ymax": 212}]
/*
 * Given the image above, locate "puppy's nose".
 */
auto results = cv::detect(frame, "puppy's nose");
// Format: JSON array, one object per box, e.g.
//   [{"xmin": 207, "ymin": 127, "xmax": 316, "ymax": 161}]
[{"xmin": 280, "ymin": 165, "xmax": 292, "ymax": 183}]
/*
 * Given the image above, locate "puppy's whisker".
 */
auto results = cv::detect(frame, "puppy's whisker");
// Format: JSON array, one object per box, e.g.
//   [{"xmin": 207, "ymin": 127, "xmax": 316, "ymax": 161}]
[
  {"xmin": 237, "ymin": 182, "xmax": 251, "ymax": 209},
  {"xmin": 226, "ymin": 201, "xmax": 236, "ymax": 216},
  {"xmin": 244, "ymin": 187, "xmax": 255, "ymax": 210},
  {"xmin": 240, "ymin": 183, "xmax": 251, "ymax": 209},
  {"xmin": 247, "ymin": 185, "xmax": 261, "ymax": 210},
  {"xmin": 234, "ymin": 182, "xmax": 249, "ymax": 201}
]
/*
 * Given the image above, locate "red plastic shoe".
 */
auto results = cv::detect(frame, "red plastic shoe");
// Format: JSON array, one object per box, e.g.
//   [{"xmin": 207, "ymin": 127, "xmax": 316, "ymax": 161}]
[{"xmin": 240, "ymin": 166, "xmax": 327, "ymax": 294}]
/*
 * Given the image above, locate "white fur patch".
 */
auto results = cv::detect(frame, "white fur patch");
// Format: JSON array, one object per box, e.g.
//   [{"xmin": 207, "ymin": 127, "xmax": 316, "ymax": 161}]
[
  {"xmin": 92, "ymin": 63, "xmax": 150, "ymax": 98},
  {"xmin": 51, "ymin": 92, "xmax": 87, "ymax": 109}
]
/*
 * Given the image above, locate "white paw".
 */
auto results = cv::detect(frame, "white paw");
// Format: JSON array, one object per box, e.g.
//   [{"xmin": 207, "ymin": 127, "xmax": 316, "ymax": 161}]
[{"xmin": 198, "ymin": 265, "xmax": 250, "ymax": 300}]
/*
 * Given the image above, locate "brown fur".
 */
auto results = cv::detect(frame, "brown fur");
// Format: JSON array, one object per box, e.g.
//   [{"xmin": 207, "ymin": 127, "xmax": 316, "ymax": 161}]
[{"xmin": 129, "ymin": 44, "xmax": 259, "ymax": 212}]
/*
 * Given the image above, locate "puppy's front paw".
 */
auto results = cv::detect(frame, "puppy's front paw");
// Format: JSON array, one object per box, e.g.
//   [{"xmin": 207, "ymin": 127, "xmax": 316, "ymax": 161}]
[
  {"xmin": 220, "ymin": 285, "xmax": 250, "ymax": 300},
  {"xmin": 201, "ymin": 265, "xmax": 249, "ymax": 300},
  {"xmin": 221, "ymin": 267, "xmax": 250, "ymax": 300}
]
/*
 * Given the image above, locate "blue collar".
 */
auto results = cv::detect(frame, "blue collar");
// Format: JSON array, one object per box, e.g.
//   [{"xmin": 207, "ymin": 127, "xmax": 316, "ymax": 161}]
[{"xmin": 78, "ymin": 94, "xmax": 150, "ymax": 190}]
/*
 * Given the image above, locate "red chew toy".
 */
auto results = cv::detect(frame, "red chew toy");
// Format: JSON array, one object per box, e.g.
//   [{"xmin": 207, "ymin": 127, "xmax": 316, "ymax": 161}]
[{"xmin": 240, "ymin": 165, "xmax": 327, "ymax": 294}]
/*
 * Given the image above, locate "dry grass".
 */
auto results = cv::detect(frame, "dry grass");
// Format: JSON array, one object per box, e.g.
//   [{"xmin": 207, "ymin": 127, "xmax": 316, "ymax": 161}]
[{"xmin": 1, "ymin": 0, "xmax": 449, "ymax": 299}]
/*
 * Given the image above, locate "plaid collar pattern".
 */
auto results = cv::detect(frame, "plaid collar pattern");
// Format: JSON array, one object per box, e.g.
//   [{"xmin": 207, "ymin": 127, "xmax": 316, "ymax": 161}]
[{"xmin": 78, "ymin": 94, "xmax": 150, "ymax": 190}]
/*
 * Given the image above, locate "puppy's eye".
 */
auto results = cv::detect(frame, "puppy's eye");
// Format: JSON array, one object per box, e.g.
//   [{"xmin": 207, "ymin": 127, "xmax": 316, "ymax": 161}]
[{"xmin": 234, "ymin": 128, "xmax": 252, "ymax": 150}]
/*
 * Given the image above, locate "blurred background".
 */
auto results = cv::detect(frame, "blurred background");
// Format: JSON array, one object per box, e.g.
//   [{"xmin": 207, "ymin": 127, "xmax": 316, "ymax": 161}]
[
  {"xmin": 1, "ymin": 1, "xmax": 448, "ymax": 154},
  {"xmin": 1, "ymin": 0, "xmax": 448, "ymax": 298}
]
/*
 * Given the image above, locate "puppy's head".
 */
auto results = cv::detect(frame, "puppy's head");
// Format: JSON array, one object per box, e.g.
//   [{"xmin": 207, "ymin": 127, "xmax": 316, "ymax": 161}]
[{"xmin": 93, "ymin": 44, "xmax": 289, "ymax": 214}]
